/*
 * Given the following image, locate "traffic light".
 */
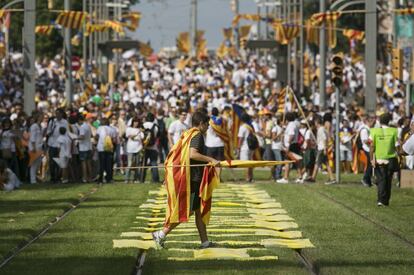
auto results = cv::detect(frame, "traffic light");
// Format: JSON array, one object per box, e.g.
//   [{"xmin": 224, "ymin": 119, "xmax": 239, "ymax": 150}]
[
  {"xmin": 331, "ymin": 54, "xmax": 343, "ymax": 87},
  {"xmin": 392, "ymin": 48, "xmax": 403, "ymax": 80}
]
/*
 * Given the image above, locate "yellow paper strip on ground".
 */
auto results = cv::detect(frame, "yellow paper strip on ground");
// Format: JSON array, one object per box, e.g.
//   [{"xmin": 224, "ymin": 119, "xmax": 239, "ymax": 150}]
[
  {"xmin": 255, "ymin": 230, "xmax": 303, "ymax": 239},
  {"xmin": 120, "ymin": 232, "xmax": 153, "ymax": 240},
  {"xmin": 261, "ymin": 238, "xmax": 315, "ymax": 249},
  {"xmin": 136, "ymin": 216, "xmax": 164, "ymax": 222},
  {"xmin": 167, "ymin": 230, "xmax": 302, "ymax": 239},
  {"xmin": 247, "ymin": 202, "xmax": 282, "ymax": 209},
  {"xmin": 145, "ymin": 199, "xmax": 166, "ymax": 204},
  {"xmin": 194, "ymin": 248, "xmax": 249, "ymax": 259},
  {"xmin": 214, "ymin": 202, "xmax": 244, "ymax": 207},
  {"xmin": 167, "ymin": 256, "xmax": 278, "ymax": 261},
  {"xmin": 168, "ymin": 247, "xmax": 267, "ymax": 252},
  {"xmin": 113, "ymin": 239, "xmax": 156, "ymax": 250},
  {"xmin": 139, "ymin": 203, "xmax": 164, "ymax": 210},
  {"xmin": 166, "ymin": 240, "xmax": 259, "ymax": 246},
  {"xmin": 249, "ymin": 214, "xmax": 294, "ymax": 222},
  {"xmin": 253, "ymin": 221, "xmax": 298, "ymax": 230},
  {"xmin": 245, "ymin": 199, "xmax": 278, "ymax": 204},
  {"xmin": 247, "ymin": 209, "xmax": 287, "ymax": 215}
]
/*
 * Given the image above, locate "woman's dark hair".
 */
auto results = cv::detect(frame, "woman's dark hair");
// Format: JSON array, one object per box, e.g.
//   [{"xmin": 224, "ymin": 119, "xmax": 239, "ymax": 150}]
[
  {"xmin": 379, "ymin": 113, "xmax": 392, "ymax": 126},
  {"xmin": 146, "ymin": 112, "xmax": 155, "ymax": 122},
  {"xmin": 240, "ymin": 113, "xmax": 251, "ymax": 124},
  {"xmin": 192, "ymin": 111, "xmax": 209, "ymax": 127},
  {"xmin": 211, "ymin": 107, "xmax": 219, "ymax": 117},
  {"xmin": 285, "ymin": 112, "xmax": 295, "ymax": 122}
]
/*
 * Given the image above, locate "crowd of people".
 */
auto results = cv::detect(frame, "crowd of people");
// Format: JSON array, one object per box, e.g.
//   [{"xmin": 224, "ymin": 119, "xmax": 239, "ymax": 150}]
[{"xmin": 1, "ymin": 51, "xmax": 413, "ymax": 208}]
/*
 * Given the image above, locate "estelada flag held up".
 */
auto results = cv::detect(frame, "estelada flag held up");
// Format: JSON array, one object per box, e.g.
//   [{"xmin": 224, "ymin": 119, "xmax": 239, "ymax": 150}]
[
  {"xmin": 164, "ymin": 128, "xmax": 219, "ymax": 225},
  {"xmin": 56, "ymin": 11, "xmax": 88, "ymax": 29},
  {"xmin": 209, "ymin": 118, "xmax": 234, "ymax": 160},
  {"xmin": 122, "ymin": 12, "xmax": 141, "ymax": 31},
  {"xmin": 310, "ymin": 11, "xmax": 341, "ymax": 48}
]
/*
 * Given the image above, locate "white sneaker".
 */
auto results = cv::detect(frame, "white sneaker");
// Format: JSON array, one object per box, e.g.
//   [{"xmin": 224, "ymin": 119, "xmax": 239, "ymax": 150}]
[
  {"xmin": 152, "ymin": 231, "xmax": 166, "ymax": 248},
  {"xmin": 276, "ymin": 178, "xmax": 289, "ymax": 184},
  {"xmin": 295, "ymin": 178, "xmax": 304, "ymax": 184},
  {"xmin": 302, "ymin": 172, "xmax": 308, "ymax": 180}
]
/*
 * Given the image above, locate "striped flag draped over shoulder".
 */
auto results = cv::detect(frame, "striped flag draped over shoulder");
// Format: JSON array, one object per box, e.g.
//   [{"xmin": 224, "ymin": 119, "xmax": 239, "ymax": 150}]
[
  {"xmin": 231, "ymin": 104, "xmax": 245, "ymax": 147},
  {"xmin": 56, "ymin": 11, "xmax": 87, "ymax": 29},
  {"xmin": 209, "ymin": 117, "xmax": 234, "ymax": 160},
  {"xmin": 164, "ymin": 128, "xmax": 220, "ymax": 226}
]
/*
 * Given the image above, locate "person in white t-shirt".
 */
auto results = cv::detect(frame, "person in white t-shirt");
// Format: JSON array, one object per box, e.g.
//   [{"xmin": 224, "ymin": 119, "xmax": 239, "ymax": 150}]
[
  {"xmin": 46, "ymin": 108, "xmax": 68, "ymax": 183},
  {"xmin": 168, "ymin": 110, "xmax": 189, "ymax": 147},
  {"xmin": 96, "ymin": 118, "xmax": 116, "ymax": 183},
  {"xmin": 125, "ymin": 118, "xmax": 144, "ymax": 183},
  {"xmin": 56, "ymin": 127, "xmax": 72, "ymax": 183},
  {"xmin": 77, "ymin": 114, "xmax": 93, "ymax": 183},
  {"xmin": 29, "ymin": 112, "xmax": 44, "ymax": 184},
  {"xmin": 205, "ymin": 108, "xmax": 225, "ymax": 161},
  {"xmin": 271, "ymin": 119, "xmax": 284, "ymax": 180},
  {"xmin": 277, "ymin": 112, "xmax": 303, "ymax": 184},
  {"xmin": 359, "ymin": 115, "xmax": 375, "ymax": 187},
  {"xmin": 237, "ymin": 113, "xmax": 254, "ymax": 182}
]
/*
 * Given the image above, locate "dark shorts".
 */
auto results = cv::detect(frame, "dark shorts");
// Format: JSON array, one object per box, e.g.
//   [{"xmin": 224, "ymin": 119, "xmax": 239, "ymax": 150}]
[
  {"xmin": 289, "ymin": 143, "xmax": 301, "ymax": 155},
  {"xmin": 316, "ymin": 150, "xmax": 328, "ymax": 166},
  {"xmin": 303, "ymin": 149, "xmax": 316, "ymax": 169},
  {"xmin": 190, "ymin": 180, "xmax": 201, "ymax": 211},
  {"xmin": 79, "ymin": 150, "xmax": 92, "ymax": 161},
  {"xmin": 206, "ymin": 146, "xmax": 225, "ymax": 161}
]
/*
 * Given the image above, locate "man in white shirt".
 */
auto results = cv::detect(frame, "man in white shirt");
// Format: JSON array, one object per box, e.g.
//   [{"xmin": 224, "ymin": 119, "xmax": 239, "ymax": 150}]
[
  {"xmin": 46, "ymin": 108, "xmax": 68, "ymax": 183},
  {"xmin": 77, "ymin": 114, "xmax": 93, "ymax": 183},
  {"xmin": 359, "ymin": 115, "xmax": 375, "ymax": 187},
  {"xmin": 29, "ymin": 112, "xmax": 44, "ymax": 184},
  {"xmin": 277, "ymin": 112, "xmax": 303, "ymax": 184},
  {"xmin": 168, "ymin": 110, "xmax": 189, "ymax": 147},
  {"xmin": 96, "ymin": 117, "xmax": 116, "ymax": 183},
  {"xmin": 237, "ymin": 113, "xmax": 254, "ymax": 182},
  {"xmin": 271, "ymin": 119, "xmax": 283, "ymax": 180}
]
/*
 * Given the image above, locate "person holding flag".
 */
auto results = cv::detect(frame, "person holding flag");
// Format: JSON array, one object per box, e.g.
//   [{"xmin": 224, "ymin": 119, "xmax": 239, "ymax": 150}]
[
  {"xmin": 205, "ymin": 107, "xmax": 233, "ymax": 161},
  {"xmin": 152, "ymin": 110, "xmax": 220, "ymax": 249}
]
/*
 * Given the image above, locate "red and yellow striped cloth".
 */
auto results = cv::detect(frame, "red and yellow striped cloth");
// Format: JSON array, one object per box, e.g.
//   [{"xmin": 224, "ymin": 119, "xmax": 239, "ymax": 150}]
[
  {"xmin": 35, "ymin": 25, "xmax": 54, "ymax": 36},
  {"xmin": 85, "ymin": 23, "xmax": 109, "ymax": 36},
  {"xmin": 277, "ymin": 87, "xmax": 287, "ymax": 113},
  {"xmin": 342, "ymin": 29, "xmax": 365, "ymax": 41},
  {"xmin": 232, "ymin": 14, "xmax": 260, "ymax": 27},
  {"xmin": 56, "ymin": 11, "xmax": 87, "ymax": 29},
  {"xmin": 273, "ymin": 23, "xmax": 300, "ymax": 45},
  {"xmin": 209, "ymin": 119, "xmax": 234, "ymax": 160},
  {"xmin": 104, "ymin": 20, "xmax": 125, "ymax": 34},
  {"xmin": 122, "ymin": 11, "xmax": 141, "ymax": 31},
  {"xmin": 164, "ymin": 128, "xmax": 220, "ymax": 226}
]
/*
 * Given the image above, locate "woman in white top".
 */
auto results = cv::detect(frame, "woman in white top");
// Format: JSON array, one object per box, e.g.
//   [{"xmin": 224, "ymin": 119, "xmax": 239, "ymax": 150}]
[
  {"xmin": 29, "ymin": 112, "xmax": 44, "ymax": 184},
  {"xmin": 125, "ymin": 118, "xmax": 144, "ymax": 183},
  {"xmin": 1, "ymin": 118, "xmax": 18, "ymax": 175}
]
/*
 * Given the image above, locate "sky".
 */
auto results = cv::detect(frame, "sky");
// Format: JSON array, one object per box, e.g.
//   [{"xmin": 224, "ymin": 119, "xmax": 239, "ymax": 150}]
[{"xmin": 129, "ymin": 0, "xmax": 258, "ymax": 51}]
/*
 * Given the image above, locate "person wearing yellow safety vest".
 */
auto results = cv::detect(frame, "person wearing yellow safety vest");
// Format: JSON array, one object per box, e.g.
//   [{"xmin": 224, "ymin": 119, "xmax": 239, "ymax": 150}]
[{"xmin": 369, "ymin": 113, "xmax": 400, "ymax": 207}]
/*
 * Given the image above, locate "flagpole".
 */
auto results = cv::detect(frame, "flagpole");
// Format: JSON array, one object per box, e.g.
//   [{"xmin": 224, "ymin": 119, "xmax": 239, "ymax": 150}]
[
  {"xmin": 64, "ymin": 0, "xmax": 73, "ymax": 106},
  {"xmin": 83, "ymin": 0, "xmax": 87, "ymax": 81}
]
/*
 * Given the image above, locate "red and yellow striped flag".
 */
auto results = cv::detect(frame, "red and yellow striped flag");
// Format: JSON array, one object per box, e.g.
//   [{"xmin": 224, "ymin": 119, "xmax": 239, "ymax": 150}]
[
  {"xmin": 138, "ymin": 41, "xmax": 153, "ymax": 58},
  {"xmin": 306, "ymin": 20, "xmax": 319, "ymax": 45},
  {"xmin": 310, "ymin": 11, "xmax": 341, "ymax": 26},
  {"xmin": 56, "ymin": 11, "xmax": 87, "ymax": 29},
  {"xmin": 176, "ymin": 32, "xmax": 191, "ymax": 54},
  {"xmin": 209, "ymin": 119, "xmax": 234, "ymax": 160},
  {"xmin": 342, "ymin": 29, "xmax": 365, "ymax": 41},
  {"xmin": 85, "ymin": 23, "xmax": 108, "ymax": 36},
  {"xmin": 273, "ymin": 23, "xmax": 300, "ymax": 45},
  {"xmin": 35, "ymin": 25, "xmax": 54, "ymax": 35},
  {"xmin": 394, "ymin": 8, "xmax": 414, "ymax": 15},
  {"xmin": 122, "ymin": 11, "xmax": 141, "ymax": 31},
  {"xmin": 104, "ymin": 20, "xmax": 125, "ymax": 35},
  {"xmin": 164, "ymin": 128, "xmax": 217, "ymax": 225},
  {"xmin": 232, "ymin": 14, "xmax": 260, "ymax": 27},
  {"xmin": 277, "ymin": 87, "xmax": 287, "ymax": 113}
]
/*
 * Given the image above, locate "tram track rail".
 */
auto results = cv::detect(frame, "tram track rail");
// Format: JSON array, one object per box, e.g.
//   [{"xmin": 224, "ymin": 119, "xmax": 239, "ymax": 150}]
[{"xmin": 0, "ymin": 185, "xmax": 101, "ymax": 269}]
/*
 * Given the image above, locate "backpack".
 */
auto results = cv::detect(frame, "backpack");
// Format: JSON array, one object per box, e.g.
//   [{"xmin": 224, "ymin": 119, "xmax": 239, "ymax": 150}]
[
  {"xmin": 144, "ymin": 124, "xmax": 157, "ymax": 147},
  {"xmin": 103, "ymin": 127, "xmax": 114, "ymax": 152},
  {"xmin": 247, "ymin": 132, "xmax": 259, "ymax": 150}
]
